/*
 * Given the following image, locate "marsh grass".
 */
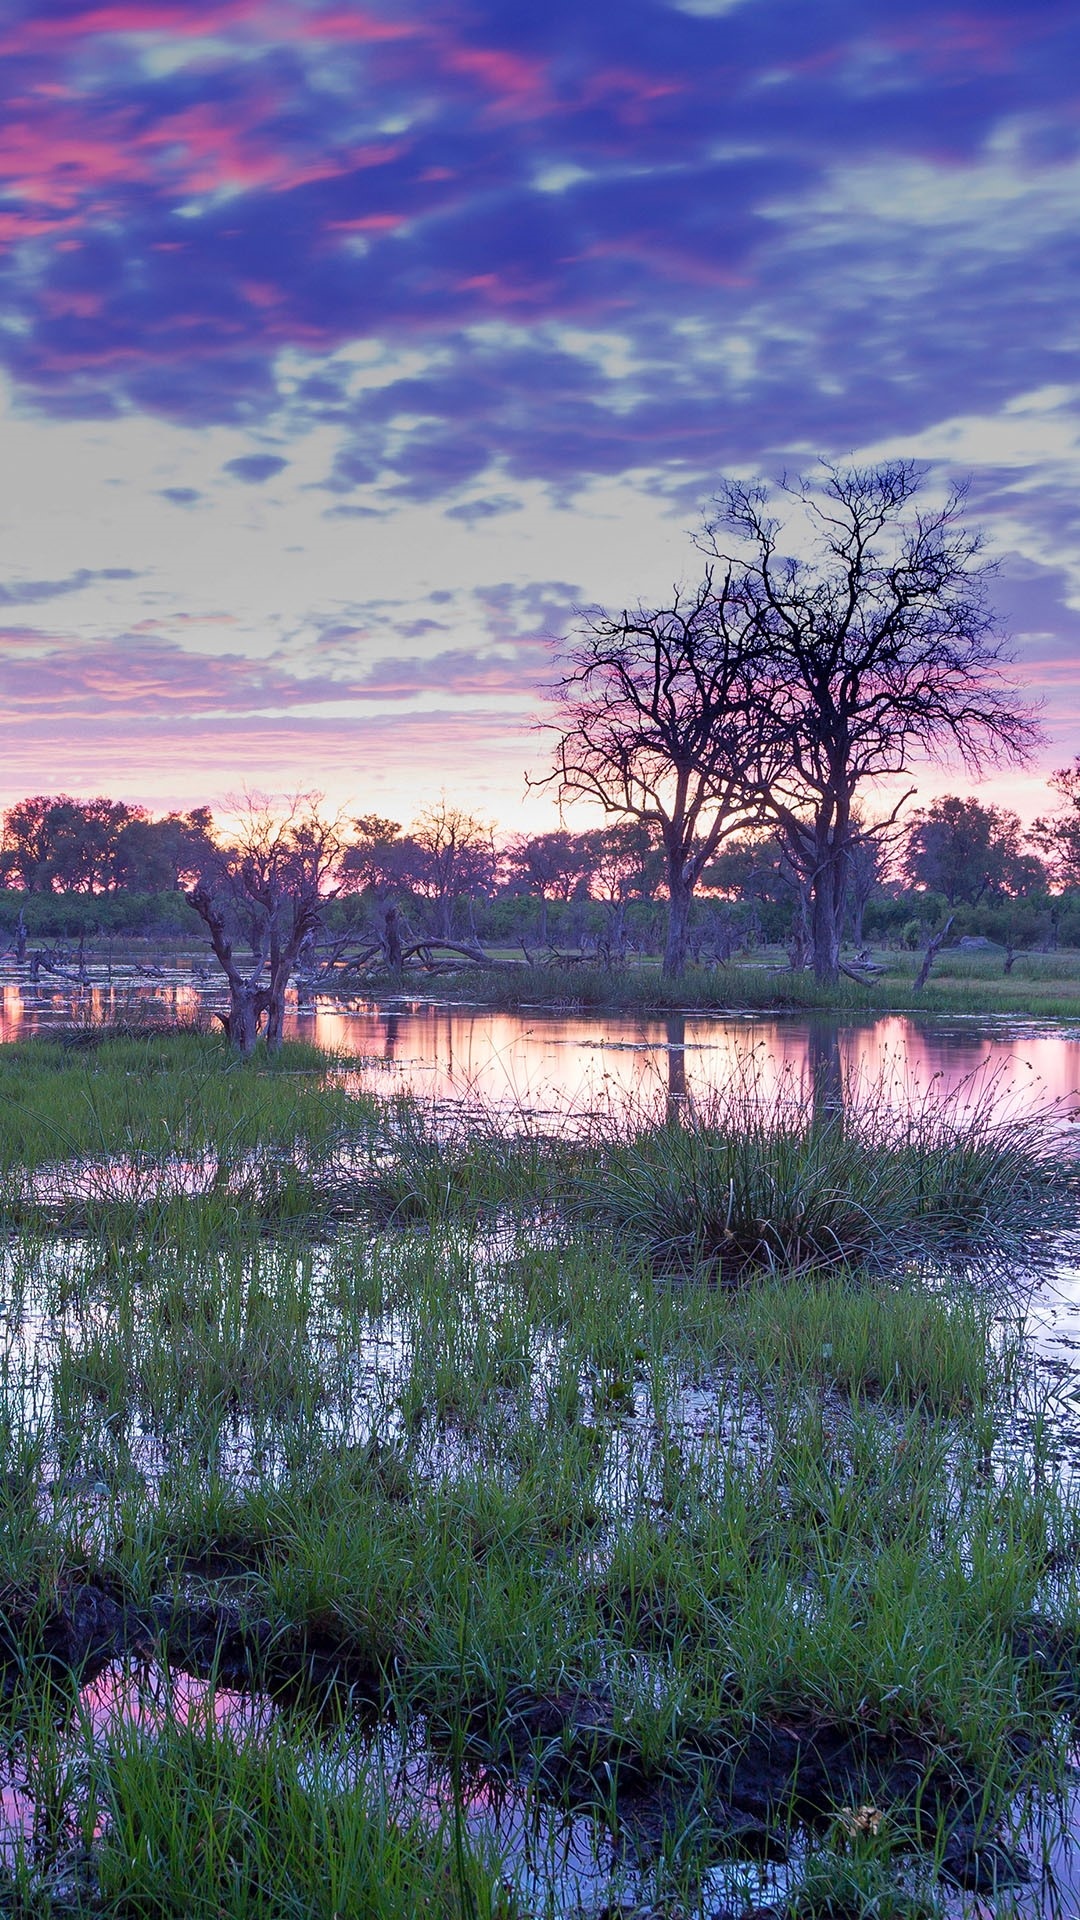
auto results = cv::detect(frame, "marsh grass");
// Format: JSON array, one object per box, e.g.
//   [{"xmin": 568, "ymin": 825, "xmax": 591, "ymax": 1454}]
[
  {"xmin": 0, "ymin": 1034, "xmax": 1075, "ymax": 1913},
  {"xmin": 422, "ymin": 947, "xmax": 1080, "ymax": 1021},
  {"xmin": 52, "ymin": 1713, "xmax": 515, "ymax": 1919},
  {"xmin": 0, "ymin": 1030, "xmax": 370, "ymax": 1175},
  {"xmin": 430, "ymin": 959, "xmax": 881, "ymax": 1015},
  {"xmin": 590, "ymin": 1073, "xmax": 1067, "ymax": 1280}
]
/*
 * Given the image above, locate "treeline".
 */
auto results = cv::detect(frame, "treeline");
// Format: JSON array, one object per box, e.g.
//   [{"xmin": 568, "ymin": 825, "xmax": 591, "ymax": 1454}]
[{"xmin": 4, "ymin": 779, "xmax": 1080, "ymax": 958}]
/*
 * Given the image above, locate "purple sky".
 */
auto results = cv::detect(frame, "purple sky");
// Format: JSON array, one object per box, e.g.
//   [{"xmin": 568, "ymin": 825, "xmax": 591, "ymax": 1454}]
[{"xmin": 1, "ymin": 0, "xmax": 1078, "ymax": 830}]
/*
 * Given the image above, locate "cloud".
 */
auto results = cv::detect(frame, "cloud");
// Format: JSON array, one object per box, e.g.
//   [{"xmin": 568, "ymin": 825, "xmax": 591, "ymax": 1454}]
[
  {"xmin": 222, "ymin": 453, "xmax": 288, "ymax": 483},
  {"xmin": 0, "ymin": 0, "xmax": 1074, "ymax": 484},
  {"xmin": 157, "ymin": 485, "xmax": 202, "ymax": 505},
  {"xmin": 445, "ymin": 494, "xmax": 521, "ymax": 524},
  {"xmin": 0, "ymin": 0, "xmax": 1079, "ymax": 813},
  {"xmin": 0, "ymin": 631, "xmax": 354, "ymax": 716},
  {"xmin": 0, "ymin": 567, "xmax": 139, "ymax": 605}
]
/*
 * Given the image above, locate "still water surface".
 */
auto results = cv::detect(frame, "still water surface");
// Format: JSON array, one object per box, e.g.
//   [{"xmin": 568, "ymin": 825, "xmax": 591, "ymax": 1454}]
[{"xmin": 4, "ymin": 976, "xmax": 1080, "ymax": 1118}]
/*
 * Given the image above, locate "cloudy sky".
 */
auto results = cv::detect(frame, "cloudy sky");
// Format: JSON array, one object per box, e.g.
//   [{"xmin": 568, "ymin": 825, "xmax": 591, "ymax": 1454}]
[{"xmin": 0, "ymin": 0, "xmax": 1078, "ymax": 830}]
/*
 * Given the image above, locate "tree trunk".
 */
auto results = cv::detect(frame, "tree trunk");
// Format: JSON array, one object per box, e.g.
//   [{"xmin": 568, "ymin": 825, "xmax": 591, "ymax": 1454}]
[
  {"xmin": 224, "ymin": 982, "xmax": 264, "ymax": 1055},
  {"xmin": 808, "ymin": 1022, "xmax": 843, "ymax": 1127},
  {"xmin": 662, "ymin": 875, "xmax": 693, "ymax": 979},
  {"xmin": 913, "ymin": 915, "xmax": 954, "ymax": 993},
  {"xmin": 264, "ymin": 970, "xmax": 287, "ymax": 1051},
  {"xmin": 810, "ymin": 852, "xmax": 846, "ymax": 984},
  {"xmin": 538, "ymin": 895, "xmax": 548, "ymax": 946},
  {"xmin": 187, "ymin": 884, "xmax": 269, "ymax": 1055},
  {"xmin": 385, "ymin": 903, "xmax": 403, "ymax": 974},
  {"xmin": 665, "ymin": 1013, "xmax": 687, "ymax": 1117}
]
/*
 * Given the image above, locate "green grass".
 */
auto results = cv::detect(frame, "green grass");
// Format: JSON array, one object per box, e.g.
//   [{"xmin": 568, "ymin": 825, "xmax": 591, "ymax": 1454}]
[
  {"xmin": 590, "ymin": 1081, "xmax": 1063, "ymax": 1279},
  {"xmin": 0, "ymin": 1029, "xmax": 371, "ymax": 1172},
  {"xmin": 7, "ymin": 1710, "xmax": 517, "ymax": 1918},
  {"xmin": 0, "ymin": 1033, "xmax": 1074, "ymax": 1914},
  {"xmin": 415, "ymin": 946, "xmax": 1080, "ymax": 1020}
]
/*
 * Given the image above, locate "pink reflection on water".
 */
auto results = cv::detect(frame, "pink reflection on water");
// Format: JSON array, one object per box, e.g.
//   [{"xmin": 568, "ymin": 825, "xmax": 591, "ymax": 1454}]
[
  {"xmin": 79, "ymin": 1662, "xmax": 275, "ymax": 1741},
  {"xmin": 0, "ymin": 1664, "xmax": 275, "ymax": 1860},
  {"xmin": 0, "ymin": 1781, "xmax": 34, "ymax": 1850},
  {"xmin": 1, "ymin": 976, "xmax": 1078, "ymax": 1126},
  {"xmin": 305, "ymin": 1003, "xmax": 1080, "ymax": 1128}
]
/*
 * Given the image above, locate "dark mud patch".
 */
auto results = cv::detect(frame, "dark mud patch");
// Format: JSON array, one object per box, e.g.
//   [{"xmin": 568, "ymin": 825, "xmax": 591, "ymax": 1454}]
[
  {"xmin": 443, "ymin": 1681, "xmax": 1035, "ymax": 1885},
  {"xmin": 0, "ymin": 1582, "xmax": 1069, "ymax": 1897},
  {"xmin": 0, "ymin": 1579, "xmax": 381, "ymax": 1701}
]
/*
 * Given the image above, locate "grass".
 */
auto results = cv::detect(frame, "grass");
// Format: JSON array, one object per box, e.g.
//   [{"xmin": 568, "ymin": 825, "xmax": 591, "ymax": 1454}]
[
  {"xmin": 591, "ymin": 1076, "xmax": 1064, "ymax": 1279},
  {"xmin": 417, "ymin": 945, "xmax": 1080, "ymax": 1019},
  {"xmin": 0, "ymin": 1028, "xmax": 371, "ymax": 1172},
  {"xmin": 7, "ymin": 1710, "xmax": 517, "ymax": 1918},
  {"xmin": 0, "ymin": 1030, "xmax": 1074, "ymax": 1913}
]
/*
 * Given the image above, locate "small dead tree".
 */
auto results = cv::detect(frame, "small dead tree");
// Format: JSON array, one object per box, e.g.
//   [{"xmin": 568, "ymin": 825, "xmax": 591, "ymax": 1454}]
[
  {"xmin": 912, "ymin": 914, "xmax": 955, "ymax": 994},
  {"xmin": 187, "ymin": 797, "xmax": 342, "ymax": 1053}
]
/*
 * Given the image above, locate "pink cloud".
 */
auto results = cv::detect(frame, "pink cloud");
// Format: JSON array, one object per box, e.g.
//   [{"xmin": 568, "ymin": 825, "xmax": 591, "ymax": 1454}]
[
  {"xmin": 0, "ymin": 709, "xmax": 542, "ymax": 822},
  {"xmin": 326, "ymin": 212, "xmax": 408, "ymax": 234},
  {"xmin": 579, "ymin": 66, "xmax": 685, "ymax": 126},
  {"xmin": 0, "ymin": 0, "xmax": 412, "ymax": 56},
  {"xmin": 0, "ymin": 2, "xmax": 264, "ymax": 49},
  {"xmin": 0, "ymin": 632, "xmax": 541, "ymax": 720},
  {"xmin": 877, "ymin": 13, "xmax": 1027, "ymax": 76},
  {"xmin": 298, "ymin": 7, "xmax": 415, "ymax": 44},
  {"xmin": 442, "ymin": 44, "xmax": 551, "ymax": 118}
]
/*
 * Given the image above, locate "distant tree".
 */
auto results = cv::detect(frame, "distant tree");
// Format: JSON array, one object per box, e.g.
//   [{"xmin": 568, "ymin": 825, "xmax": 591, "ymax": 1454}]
[
  {"xmin": 112, "ymin": 807, "xmax": 219, "ymax": 892},
  {"xmin": 338, "ymin": 816, "xmax": 404, "ymax": 896},
  {"xmin": 904, "ymin": 795, "xmax": 1043, "ymax": 905},
  {"xmin": 583, "ymin": 821, "xmax": 661, "ymax": 957},
  {"xmin": 699, "ymin": 460, "xmax": 1042, "ymax": 981},
  {"xmin": 407, "ymin": 800, "xmax": 495, "ymax": 941},
  {"xmin": 544, "ymin": 575, "xmax": 767, "ymax": 977},
  {"xmin": 502, "ymin": 829, "xmax": 593, "ymax": 943},
  {"xmin": 186, "ymin": 796, "xmax": 342, "ymax": 1052},
  {"xmin": 2, "ymin": 794, "xmax": 134, "ymax": 893},
  {"xmin": 3, "ymin": 796, "xmax": 67, "ymax": 892},
  {"xmin": 1033, "ymin": 759, "xmax": 1080, "ymax": 890}
]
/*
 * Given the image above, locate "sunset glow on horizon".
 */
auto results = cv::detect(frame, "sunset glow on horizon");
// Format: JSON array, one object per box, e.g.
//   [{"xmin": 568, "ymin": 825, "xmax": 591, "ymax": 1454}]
[{"xmin": 1, "ymin": 0, "xmax": 1078, "ymax": 831}]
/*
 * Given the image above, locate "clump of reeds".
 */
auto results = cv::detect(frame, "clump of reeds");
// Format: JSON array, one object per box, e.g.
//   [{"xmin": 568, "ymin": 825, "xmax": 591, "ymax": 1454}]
[{"xmin": 589, "ymin": 1067, "xmax": 1069, "ymax": 1278}]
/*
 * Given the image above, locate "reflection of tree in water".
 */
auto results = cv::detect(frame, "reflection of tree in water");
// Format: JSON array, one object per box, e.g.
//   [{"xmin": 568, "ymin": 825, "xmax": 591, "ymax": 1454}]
[
  {"xmin": 383, "ymin": 1011, "xmax": 401, "ymax": 1064},
  {"xmin": 666, "ymin": 1014, "xmax": 687, "ymax": 1118},
  {"xmin": 808, "ymin": 1021, "xmax": 844, "ymax": 1127}
]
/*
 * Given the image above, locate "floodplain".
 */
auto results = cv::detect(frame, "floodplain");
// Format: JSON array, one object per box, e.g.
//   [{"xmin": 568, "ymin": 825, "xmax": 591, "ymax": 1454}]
[{"xmin": 0, "ymin": 1009, "xmax": 1079, "ymax": 1917}]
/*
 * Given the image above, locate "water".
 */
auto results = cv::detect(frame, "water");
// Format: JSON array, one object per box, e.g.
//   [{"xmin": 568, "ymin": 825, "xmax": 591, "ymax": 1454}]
[{"xmin": 3, "ymin": 974, "xmax": 1080, "ymax": 1123}]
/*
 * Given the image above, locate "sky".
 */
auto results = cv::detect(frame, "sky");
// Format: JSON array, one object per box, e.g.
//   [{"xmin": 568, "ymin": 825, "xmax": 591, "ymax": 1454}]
[{"xmin": 1, "ymin": 0, "xmax": 1079, "ymax": 834}]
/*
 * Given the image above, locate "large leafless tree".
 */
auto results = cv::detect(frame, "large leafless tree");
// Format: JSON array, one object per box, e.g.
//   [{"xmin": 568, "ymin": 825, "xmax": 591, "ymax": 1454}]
[
  {"xmin": 700, "ymin": 461, "xmax": 1042, "ymax": 981},
  {"xmin": 544, "ymin": 574, "xmax": 769, "ymax": 977}
]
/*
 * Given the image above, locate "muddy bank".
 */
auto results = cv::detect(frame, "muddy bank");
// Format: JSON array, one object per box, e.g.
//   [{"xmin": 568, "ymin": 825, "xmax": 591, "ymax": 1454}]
[
  {"xmin": 0, "ymin": 1577, "xmax": 382, "ymax": 1700},
  {"xmin": 0, "ymin": 1577, "xmax": 1056, "ymax": 1893}
]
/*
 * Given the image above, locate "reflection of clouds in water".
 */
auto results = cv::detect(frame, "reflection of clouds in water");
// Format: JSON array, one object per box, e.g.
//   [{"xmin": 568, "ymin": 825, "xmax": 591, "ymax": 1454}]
[
  {"xmin": 310, "ymin": 1005, "xmax": 1080, "ymax": 1130},
  {"xmin": 0, "ymin": 1662, "xmax": 276, "ymax": 1866},
  {"xmin": 2, "ymin": 978, "xmax": 1080, "ymax": 1124}
]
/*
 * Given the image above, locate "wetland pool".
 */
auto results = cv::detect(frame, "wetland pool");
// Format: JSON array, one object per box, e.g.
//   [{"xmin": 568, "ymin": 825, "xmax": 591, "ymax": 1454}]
[{"xmin": 2, "ymin": 987, "xmax": 1080, "ymax": 1915}]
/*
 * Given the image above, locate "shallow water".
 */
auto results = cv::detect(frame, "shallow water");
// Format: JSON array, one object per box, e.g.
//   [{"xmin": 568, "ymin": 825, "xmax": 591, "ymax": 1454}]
[{"xmin": 4, "ymin": 972, "xmax": 1080, "ymax": 1126}]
